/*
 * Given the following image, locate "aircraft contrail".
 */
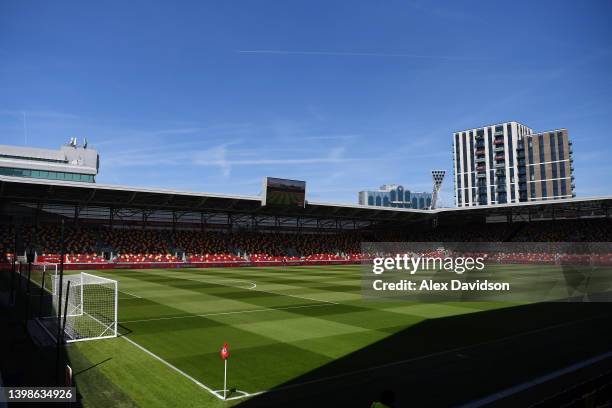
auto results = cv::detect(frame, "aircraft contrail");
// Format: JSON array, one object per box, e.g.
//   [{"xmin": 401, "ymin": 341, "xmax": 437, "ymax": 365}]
[{"xmin": 237, "ymin": 50, "xmax": 483, "ymax": 60}]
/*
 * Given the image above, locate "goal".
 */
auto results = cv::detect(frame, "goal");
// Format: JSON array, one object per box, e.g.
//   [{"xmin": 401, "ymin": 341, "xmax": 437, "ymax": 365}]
[
  {"xmin": 38, "ymin": 272, "xmax": 118, "ymax": 343},
  {"xmin": 32, "ymin": 262, "xmax": 59, "ymax": 275}
]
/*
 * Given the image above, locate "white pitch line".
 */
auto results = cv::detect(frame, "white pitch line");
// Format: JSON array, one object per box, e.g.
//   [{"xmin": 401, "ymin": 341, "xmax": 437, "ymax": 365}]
[
  {"xmin": 124, "ymin": 308, "xmax": 611, "ymax": 402},
  {"xmin": 121, "ymin": 303, "xmax": 335, "ymax": 324},
  {"xmin": 214, "ymin": 279, "xmax": 257, "ymax": 290},
  {"xmin": 460, "ymin": 350, "xmax": 612, "ymax": 407},
  {"xmin": 261, "ymin": 313, "xmax": 612, "ymax": 394},
  {"xmin": 122, "ymin": 335, "xmax": 263, "ymax": 401},
  {"xmin": 154, "ymin": 271, "xmax": 340, "ymax": 306},
  {"xmin": 119, "ymin": 289, "xmax": 142, "ymax": 299}
]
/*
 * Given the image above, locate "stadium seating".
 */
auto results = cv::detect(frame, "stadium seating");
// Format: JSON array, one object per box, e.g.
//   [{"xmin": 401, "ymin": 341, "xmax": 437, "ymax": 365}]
[{"xmin": 1, "ymin": 218, "xmax": 611, "ymax": 267}]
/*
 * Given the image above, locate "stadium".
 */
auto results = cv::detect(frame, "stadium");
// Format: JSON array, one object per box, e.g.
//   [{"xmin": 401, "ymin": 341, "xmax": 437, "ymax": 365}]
[
  {"xmin": 2, "ymin": 172, "xmax": 612, "ymax": 407},
  {"xmin": 2, "ymin": 2, "xmax": 612, "ymax": 407}
]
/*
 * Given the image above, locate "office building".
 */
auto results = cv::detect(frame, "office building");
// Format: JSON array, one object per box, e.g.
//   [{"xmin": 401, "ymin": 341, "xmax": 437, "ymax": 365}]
[{"xmin": 358, "ymin": 184, "xmax": 432, "ymax": 209}]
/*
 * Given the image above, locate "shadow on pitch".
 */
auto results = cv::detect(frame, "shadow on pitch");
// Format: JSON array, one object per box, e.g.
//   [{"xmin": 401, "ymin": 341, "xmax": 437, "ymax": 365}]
[{"xmin": 236, "ymin": 301, "xmax": 612, "ymax": 407}]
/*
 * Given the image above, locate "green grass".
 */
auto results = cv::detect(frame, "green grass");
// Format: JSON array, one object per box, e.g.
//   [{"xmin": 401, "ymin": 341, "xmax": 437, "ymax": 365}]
[{"xmin": 66, "ymin": 265, "xmax": 529, "ymax": 407}]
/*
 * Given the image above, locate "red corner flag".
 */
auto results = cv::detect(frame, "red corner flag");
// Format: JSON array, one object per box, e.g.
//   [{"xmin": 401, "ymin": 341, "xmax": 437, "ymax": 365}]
[{"xmin": 220, "ymin": 342, "xmax": 230, "ymax": 360}]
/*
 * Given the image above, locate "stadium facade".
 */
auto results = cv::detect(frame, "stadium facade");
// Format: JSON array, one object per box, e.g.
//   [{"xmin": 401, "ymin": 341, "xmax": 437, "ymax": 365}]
[
  {"xmin": 0, "ymin": 138, "xmax": 99, "ymax": 183},
  {"xmin": 358, "ymin": 184, "xmax": 432, "ymax": 209},
  {"xmin": 453, "ymin": 121, "xmax": 575, "ymax": 207}
]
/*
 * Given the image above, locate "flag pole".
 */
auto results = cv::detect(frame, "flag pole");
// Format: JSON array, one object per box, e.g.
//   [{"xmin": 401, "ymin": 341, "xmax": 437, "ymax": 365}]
[{"xmin": 224, "ymin": 359, "xmax": 227, "ymax": 400}]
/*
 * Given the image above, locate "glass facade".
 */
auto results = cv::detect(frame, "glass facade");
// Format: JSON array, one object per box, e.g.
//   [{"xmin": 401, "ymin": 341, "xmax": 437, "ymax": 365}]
[
  {"xmin": 0, "ymin": 166, "xmax": 94, "ymax": 182},
  {"xmin": 360, "ymin": 185, "xmax": 431, "ymax": 209}
]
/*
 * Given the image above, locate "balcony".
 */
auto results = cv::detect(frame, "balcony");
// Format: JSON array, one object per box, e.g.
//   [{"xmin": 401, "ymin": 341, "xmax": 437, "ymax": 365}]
[
  {"xmin": 494, "ymin": 146, "xmax": 505, "ymax": 153},
  {"xmin": 495, "ymin": 162, "xmax": 506, "ymax": 168},
  {"xmin": 494, "ymin": 130, "xmax": 504, "ymax": 136},
  {"xmin": 495, "ymin": 154, "xmax": 505, "ymax": 160},
  {"xmin": 475, "ymin": 149, "xmax": 485, "ymax": 155},
  {"xmin": 477, "ymin": 173, "xmax": 487, "ymax": 178},
  {"xmin": 476, "ymin": 165, "xmax": 486, "ymax": 172},
  {"xmin": 475, "ymin": 157, "xmax": 486, "ymax": 163},
  {"xmin": 494, "ymin": 139, "xmax": 505, "ymax": 145}
]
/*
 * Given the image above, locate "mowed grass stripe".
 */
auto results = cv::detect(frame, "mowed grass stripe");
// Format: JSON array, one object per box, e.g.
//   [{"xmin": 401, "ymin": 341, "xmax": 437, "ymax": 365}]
[
  {"xmin": 144, "ymin": 268, "xmax": 343, "ymax": 305},
  {"xmin": 115, "ymin": 268, "xmax": 326, "ymax": 315},
  {"xmin": 183, "ymin": 268, "xmax": 361, "ymax": 302},
  {"xmin": 125, "ymin": 310, "xmax": 360, "ymax": 391},
  {"xmin": 115, "ymin": 265, "xmax": 406, "ymax": 392},
  {"xmin": 79, "ymin": 265, "xmax": 540, "ymax": 397}
]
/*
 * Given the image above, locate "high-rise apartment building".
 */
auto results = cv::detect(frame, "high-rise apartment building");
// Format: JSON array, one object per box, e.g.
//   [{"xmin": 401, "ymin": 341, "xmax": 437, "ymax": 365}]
[{"xmin": 453, "ymin": 121, "xmax": 574, "ymax": 207}]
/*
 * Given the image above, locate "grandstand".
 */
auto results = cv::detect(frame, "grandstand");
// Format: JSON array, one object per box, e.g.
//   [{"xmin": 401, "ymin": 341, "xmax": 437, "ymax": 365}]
[
  {"xmin": 1, "ymin": 176, "xmax": 611, "ymax": 267},
  {"xmin": 1, "ymin": 175, "xmax": 612, "ymax": 407}
]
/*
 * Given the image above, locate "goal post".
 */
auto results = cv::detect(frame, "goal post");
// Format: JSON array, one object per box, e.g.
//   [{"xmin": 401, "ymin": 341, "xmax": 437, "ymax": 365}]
[
  {"xmin": 29, "ymin": 263, "xmax": 59, "ymax": 291},
  {"xmin": 37, "ymin": 272, "xmax": 118, "ymax": 343}
]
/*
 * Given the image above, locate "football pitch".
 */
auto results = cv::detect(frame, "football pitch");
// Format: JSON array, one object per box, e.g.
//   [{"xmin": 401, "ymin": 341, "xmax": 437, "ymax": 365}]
[{"xmin": 61, "ymin": 264, "xmax": 608, "ymax": 407}]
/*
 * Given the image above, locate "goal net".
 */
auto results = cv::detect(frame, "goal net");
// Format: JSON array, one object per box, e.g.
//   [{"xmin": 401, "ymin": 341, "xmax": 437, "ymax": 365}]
[{"xmin": 38, "ymin": 272, "xmax": 118, "ymax": 343}]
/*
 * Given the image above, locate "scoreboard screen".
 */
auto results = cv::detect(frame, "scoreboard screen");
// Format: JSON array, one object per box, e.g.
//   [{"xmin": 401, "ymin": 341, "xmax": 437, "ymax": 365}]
[{"xmin": 262, "ymin": 177, "xmax": 306, "ymax": 207}]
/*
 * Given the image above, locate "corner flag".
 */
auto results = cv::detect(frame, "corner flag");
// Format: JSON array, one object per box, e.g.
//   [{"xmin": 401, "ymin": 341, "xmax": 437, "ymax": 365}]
[
  {"xmin": 220, "ymin": 342, "xmax": 230, "ymax": 360},
  {"xmin": 220, "ymin": 342, "xmax": 230, "ymax": 400}
]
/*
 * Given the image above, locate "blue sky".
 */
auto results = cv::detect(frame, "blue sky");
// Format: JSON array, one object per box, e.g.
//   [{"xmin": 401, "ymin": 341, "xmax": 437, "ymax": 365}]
[{"xmin": 1, "ymin": 0, "xmax": 611, "ymax": 206}]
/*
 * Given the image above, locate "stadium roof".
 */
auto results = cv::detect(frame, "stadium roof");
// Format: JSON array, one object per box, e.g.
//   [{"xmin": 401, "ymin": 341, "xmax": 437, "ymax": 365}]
[{"xmin": 1, "ymin": 175, "xmax": 611, "ymax": 225}]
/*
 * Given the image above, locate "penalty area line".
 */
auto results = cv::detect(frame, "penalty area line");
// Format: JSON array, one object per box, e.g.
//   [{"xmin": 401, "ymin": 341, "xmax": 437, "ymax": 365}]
[
  {"xmin": 122, "ymin": 335, "xmax": 263, "ymax": 401},
  {"xmin": 121, "ymin": 303, "xmax": 336, "ymax": 324}
]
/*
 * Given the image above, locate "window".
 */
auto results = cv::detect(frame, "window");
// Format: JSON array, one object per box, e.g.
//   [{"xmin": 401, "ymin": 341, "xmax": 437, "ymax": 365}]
[
  {"xmin": 368, "ymin": 196, "xmax": 374, "ymax": 205},
  {"xmin": 375, "ymin": 196, "xmax": 382, "ymax": 206},
  {"xmin": 0, "ymin": 167, "xmax": 94, "ymax": 182},
  {"xmin": 550, "ymin": 134, "xmax": 558, "ymax": 197},
  {"xmin": 455, "ymin": 133, "xmax": 461, "ymax": 181},
  {"xmin": 507, "ymin": 124, "xmax": 514, "ymax": 166},
  {"xmin": 558, "ymin": 134, "xmax": 565, "ymax": 161}
]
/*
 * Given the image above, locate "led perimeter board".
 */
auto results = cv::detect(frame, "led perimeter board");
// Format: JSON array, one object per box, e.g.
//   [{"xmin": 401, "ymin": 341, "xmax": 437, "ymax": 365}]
[{"xmin": 262, "ymin": 177, "xmax": 306, "ymax": 207}]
